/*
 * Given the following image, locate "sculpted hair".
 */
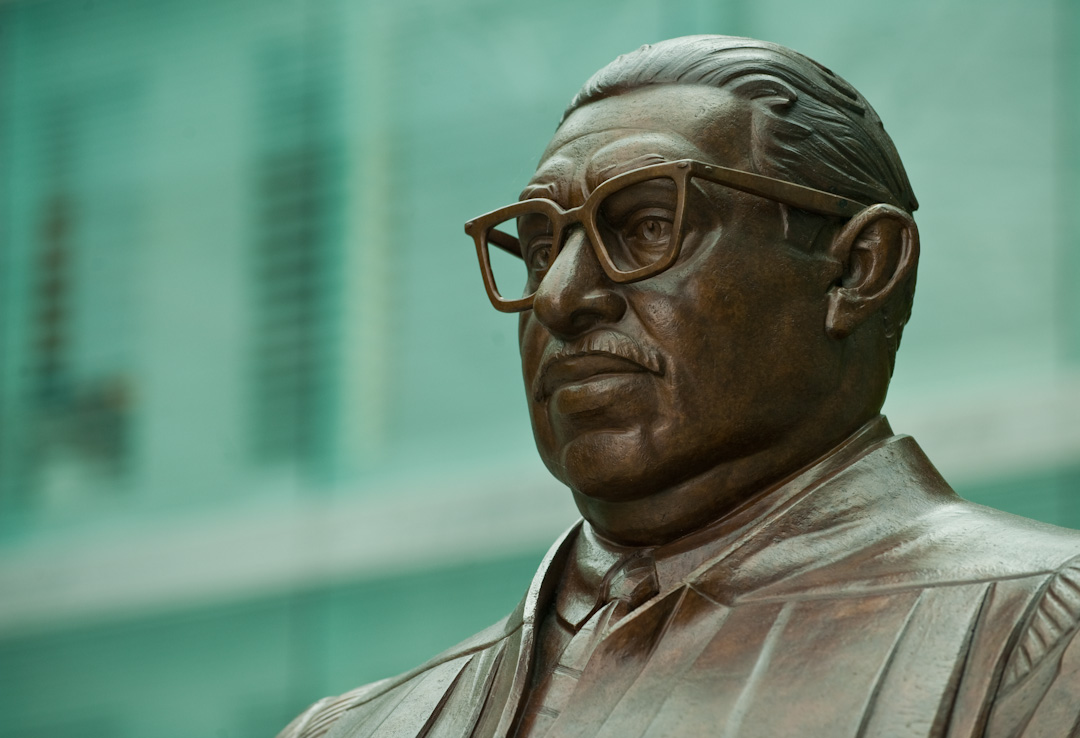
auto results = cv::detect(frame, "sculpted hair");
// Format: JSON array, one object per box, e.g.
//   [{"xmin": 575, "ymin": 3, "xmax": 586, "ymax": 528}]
[{"xmin": 562, "ymin": 35, "xmax": 919, "ymax": 367}]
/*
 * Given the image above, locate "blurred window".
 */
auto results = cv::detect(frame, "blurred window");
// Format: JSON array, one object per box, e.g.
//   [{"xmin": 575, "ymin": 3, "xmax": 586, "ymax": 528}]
[
  {"xmin": 12, "ymin": 82, "xmax": 142, "ymax": 510},
  {"xmin": 249, "ymin": 36, "xmax": 342, "ymax": 474}
]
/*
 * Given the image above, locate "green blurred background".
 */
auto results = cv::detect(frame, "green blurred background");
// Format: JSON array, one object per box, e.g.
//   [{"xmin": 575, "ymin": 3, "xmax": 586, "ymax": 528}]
[{"xmin": 1, "ymin": 0, "xmax": 1078, "ymax": 735}]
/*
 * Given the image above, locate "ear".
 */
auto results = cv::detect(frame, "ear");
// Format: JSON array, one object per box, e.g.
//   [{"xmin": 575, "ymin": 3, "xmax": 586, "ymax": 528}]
[{"xmin": 825, "ymin": 204, "xmax": 919, "ymax": 339}]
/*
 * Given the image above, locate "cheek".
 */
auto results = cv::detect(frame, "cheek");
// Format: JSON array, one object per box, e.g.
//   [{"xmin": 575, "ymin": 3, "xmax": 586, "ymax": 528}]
[
  {"xmin": 518, "ymin": 314, "xmax": 557, "ymax": 441},
  {"xmin": 518, "ymin": 314, "xmax": 543, "ymax": 380},
  {"xmin": 647, "ymin": 256, "xmax": 824, "ymax": 414}
]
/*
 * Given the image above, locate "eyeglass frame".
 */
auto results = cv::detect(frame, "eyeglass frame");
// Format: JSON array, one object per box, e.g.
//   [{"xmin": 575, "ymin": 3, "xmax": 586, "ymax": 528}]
[{"xmin": 464, "ymin": 158, "xmax": 870, "ymax": 313}]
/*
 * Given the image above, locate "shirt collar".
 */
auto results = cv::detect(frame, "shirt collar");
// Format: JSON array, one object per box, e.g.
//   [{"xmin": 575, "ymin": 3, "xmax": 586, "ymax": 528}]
[{"xmin": 555, "ymin": 416, "xmax": 895, "ymax": 628}]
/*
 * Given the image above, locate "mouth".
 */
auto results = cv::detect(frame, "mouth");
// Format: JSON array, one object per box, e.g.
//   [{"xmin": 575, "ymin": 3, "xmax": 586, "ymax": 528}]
[{"xmin": 537, "ymin": 352, "xmax": 653, "ymax": 401}]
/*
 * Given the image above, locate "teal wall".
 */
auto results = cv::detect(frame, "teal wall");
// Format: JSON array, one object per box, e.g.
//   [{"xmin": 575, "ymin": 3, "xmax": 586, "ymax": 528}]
[
  {"xmin": 0, "ymin": 553, "xmax": 543, "ymax": 738},
  {"xmin": 1, "ymin": 0, "xmax": 1078, "ymax": 736}
]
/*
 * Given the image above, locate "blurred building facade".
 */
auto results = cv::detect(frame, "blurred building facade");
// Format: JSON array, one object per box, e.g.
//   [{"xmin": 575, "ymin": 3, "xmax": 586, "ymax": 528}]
[{"xmin": 0, "ymin": 0, "xmax": 1078, "ymax": 736}]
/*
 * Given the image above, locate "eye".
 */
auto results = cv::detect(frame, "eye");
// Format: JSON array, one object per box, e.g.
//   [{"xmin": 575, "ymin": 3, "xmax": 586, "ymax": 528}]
[
  {"xmin": 526, "ymin": 239, "xmax": 553, "ymax": 273},
  {"xmin": 622, "ymin": 210, "xmax": 674, "ymax": 249},
  {"xmin": 629, "ymin": 217, "xmax": 672, "ymax": 244}
]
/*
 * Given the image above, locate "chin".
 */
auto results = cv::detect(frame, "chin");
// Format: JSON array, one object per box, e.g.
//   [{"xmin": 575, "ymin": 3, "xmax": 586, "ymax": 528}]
[{"xmin": 554, "ymin": 427, "xmax": 663, "ymax": 503}]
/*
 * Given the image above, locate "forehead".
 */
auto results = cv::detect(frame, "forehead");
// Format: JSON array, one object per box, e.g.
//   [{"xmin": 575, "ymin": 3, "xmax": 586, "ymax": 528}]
[{"xmin": 524, "ymin": 85, "xmax": 753, "ymax": 203}]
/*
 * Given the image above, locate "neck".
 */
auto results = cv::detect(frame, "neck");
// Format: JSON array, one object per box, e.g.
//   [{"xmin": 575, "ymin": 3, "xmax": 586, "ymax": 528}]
[{"xmin": 573, "ymin": 413, "xmax": 888, "ymax": 547}]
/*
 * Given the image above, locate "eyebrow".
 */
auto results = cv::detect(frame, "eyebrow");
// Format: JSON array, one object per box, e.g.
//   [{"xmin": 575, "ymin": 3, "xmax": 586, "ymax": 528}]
[
  {"xmin": 586, "ymin": 153, "xmax": 671, "ymax": 192},
  {"xmin": 519, "ymin": 182, "xmax": 563, "ymax": 202},
  {"xmin": 518, "ymin": 153, "xmax": 674, "ymax": 204}
]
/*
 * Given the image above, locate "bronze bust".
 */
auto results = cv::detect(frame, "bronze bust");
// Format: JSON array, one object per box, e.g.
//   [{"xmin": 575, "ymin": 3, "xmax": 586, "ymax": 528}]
[{"xmin": 279, "ymin": 36, "xmax": 1080, "ymax": 738}]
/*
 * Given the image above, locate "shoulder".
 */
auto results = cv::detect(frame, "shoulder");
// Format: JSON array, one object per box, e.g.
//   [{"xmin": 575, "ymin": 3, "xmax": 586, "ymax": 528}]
[
  {"xmin": 897, "ymin": 432, "xmax": 1080, "ymax": 577},
  {"xmin": 722, "ymin": 435, "xmax": 1080, "ymax": 601},
  {"xmin": 275, "ymin": 522, "xmax": 579, "ymax": 738},
  {"xmin": 275, "ymin": 613, "xmax": 520, "ymax": 738},
  {"xmin": 836, "ymin": 434, "xmax": 1080, "ymax": 579},
  {"xmin": 275, "ymin": 678, "xmax": 394, "ymax": 738},
  {"xmin": 858, "ymin": 435, "xmax": 1080, "ymax": 572},
  {"xmin": 920, "ymin": 496, "xmax": 1080, "ymax": 577}
]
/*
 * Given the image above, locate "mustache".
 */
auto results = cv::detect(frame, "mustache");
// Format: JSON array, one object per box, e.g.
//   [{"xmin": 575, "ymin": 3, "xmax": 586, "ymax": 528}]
[{"xmin": 534, "ymin": 330, "xmax": 665, "ymax": 401}]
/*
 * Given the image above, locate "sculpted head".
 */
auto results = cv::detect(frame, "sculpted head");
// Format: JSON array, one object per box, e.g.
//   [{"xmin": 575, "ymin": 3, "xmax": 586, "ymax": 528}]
[{"xmin": 466, "ymin": 36, "xmax": 920, "ymax": 545}]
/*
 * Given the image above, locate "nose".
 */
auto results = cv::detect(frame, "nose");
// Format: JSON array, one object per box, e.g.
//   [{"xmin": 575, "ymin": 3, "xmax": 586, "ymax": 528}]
[{"xmin": 531, "ymin": 226, "xmax": 627, "ymax": 339}]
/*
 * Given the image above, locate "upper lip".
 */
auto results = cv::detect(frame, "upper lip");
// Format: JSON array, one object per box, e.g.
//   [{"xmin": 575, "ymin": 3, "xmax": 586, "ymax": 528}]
[
  {"xmin": 534, "ymin": 331, "xmax": 664, "ymax": 401},
  {"xmin": 539, "ymin": 354, "xmax": 648, "ymax": 399}
]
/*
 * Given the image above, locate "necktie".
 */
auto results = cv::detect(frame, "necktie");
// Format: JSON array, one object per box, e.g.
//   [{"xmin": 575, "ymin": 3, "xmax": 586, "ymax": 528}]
[
  {"xmin": 605, "ymin": 552, "xmax": 661, "ymax": 619},
  {"xmin": 516, "ymin": 552, "xmax": 660, "ymax": 738}
]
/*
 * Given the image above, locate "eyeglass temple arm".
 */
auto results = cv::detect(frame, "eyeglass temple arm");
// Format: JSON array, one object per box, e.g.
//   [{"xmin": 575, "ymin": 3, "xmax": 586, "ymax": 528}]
[
  {"xmin": 488, "ymin": 228, "xmax": 523, "ymax": 258},
  {"xmin": 695, "ymin": 163, "xmax": 869, "ymax": 218}
]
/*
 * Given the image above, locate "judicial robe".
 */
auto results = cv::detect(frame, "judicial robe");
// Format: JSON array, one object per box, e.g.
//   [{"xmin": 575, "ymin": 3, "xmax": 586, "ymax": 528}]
[{"xmin": 277, "ymin": 428, "xmax": 1080, "ymax": 738}]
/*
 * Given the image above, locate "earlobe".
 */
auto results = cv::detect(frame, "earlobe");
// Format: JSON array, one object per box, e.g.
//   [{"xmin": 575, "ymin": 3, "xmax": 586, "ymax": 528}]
[{"xmin": 825, "ymin": 204, "xmax": 919, "ymax": 339}]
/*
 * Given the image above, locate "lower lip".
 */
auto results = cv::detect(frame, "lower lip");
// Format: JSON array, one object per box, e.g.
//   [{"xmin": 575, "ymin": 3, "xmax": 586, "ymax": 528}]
[{"xmin": 548, "ymin": 373, "xmax": 647, "ymax": 414}]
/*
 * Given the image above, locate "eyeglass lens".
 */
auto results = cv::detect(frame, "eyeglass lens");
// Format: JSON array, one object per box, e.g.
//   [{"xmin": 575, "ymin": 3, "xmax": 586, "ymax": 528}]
[{"xmin": 483, "ymin": 176, "xmax": 680, "ymax": 302}]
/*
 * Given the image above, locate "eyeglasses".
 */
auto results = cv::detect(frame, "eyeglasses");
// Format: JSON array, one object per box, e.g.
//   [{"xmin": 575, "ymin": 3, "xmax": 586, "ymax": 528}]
[{"xmin": 464, "ymin": 158, "xmax": 868, "ymax": 313}]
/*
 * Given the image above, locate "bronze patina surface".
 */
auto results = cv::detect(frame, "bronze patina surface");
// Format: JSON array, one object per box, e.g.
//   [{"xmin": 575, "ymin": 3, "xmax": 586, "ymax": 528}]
[{"xmin": 279, "ymin": 36, "xmax": 1080, "ymax": 738}]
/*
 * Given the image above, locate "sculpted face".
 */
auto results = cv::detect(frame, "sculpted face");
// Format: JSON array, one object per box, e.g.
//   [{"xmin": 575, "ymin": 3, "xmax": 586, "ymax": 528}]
[{"xmin": 518, "ymin": 85, "xmax": 849, "ymax": 539}]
